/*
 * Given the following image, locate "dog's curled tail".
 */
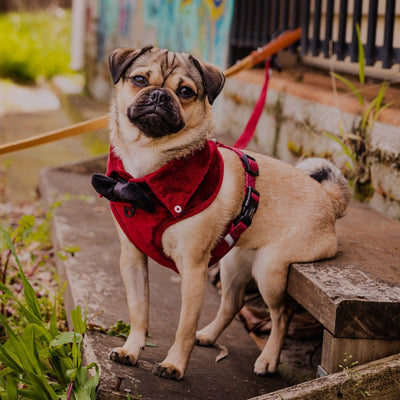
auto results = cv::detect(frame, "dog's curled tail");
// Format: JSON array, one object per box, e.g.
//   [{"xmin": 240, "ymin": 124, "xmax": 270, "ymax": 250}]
[{"xmin": 296, "ymin": 158, "xmax": 351, "ymax": 218}]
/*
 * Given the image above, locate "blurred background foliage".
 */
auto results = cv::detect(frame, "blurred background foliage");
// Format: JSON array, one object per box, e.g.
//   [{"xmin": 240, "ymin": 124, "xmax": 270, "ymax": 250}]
[{"xmin": 0, "ymin": 0, "xmax": 72, "ymax": 83}]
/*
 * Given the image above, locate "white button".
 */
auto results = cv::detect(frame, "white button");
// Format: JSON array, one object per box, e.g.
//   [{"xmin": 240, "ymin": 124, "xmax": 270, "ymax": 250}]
[{"xmin": 174, "ymin": 205, "xmax": 182, "ymax": 213}]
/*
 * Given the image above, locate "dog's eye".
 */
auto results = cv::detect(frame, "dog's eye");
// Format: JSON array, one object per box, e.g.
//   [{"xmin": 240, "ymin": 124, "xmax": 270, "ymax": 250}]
[
  {"xmin": 131, "ymin": 75, "xmax": 148, "ymax": 87},
  {"xmin": 177, "ymin": 86, "xmax": 195, "ymax": 99}
]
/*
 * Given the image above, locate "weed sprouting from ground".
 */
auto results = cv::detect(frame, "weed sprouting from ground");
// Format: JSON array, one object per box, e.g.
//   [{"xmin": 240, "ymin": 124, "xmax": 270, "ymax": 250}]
[
  {"xmin": 126, "ymin": 384, "xmax": 143, "ymax": 399},
  {"xmin": 0, "ymin": 223, "xmax": 99, "ymax": 399},
  {"xmin": 0, "ymin": 193, "xmax": 92, "ymax": 338},
  {"xmin": 339, "ymin": 353, "xmax": 371, "ymax": 398},
  {"xmin": 0, "ymin": 202, "xmax": 66, "ymax": 336}
]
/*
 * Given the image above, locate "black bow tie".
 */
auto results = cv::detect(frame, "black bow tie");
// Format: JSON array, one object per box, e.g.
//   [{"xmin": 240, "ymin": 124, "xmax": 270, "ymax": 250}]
[{"xmin": 91, "ymin": 173, "xmax": 155, "ymax": 213}]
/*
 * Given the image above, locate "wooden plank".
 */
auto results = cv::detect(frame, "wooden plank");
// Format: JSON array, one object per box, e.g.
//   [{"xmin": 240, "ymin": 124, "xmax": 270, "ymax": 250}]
[
  {"xmin": 321, "ymin": 330, "xmax": 400, "ymax": 374},
  {"xmin": 287, "ymin": 201, "xmax": 400, "ymax": 339},
  {"xmin": 249, "ymin": 353, "xmax": 400, "ymax": 400}
]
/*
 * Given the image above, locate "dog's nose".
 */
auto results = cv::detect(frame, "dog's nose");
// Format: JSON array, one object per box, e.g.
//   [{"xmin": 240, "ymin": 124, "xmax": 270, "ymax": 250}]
[{"xmin": 149, "ymin": 89, "xmax": 169, "ymax": 105}]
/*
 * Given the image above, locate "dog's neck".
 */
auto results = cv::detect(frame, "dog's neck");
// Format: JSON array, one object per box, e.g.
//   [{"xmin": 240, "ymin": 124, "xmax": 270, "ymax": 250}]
[{"xmin": 110, "ymin": 109, "xmax": 211, "ymax": 179}]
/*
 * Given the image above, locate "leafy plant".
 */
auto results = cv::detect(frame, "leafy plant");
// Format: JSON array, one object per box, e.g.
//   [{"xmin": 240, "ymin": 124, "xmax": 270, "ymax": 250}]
[
  {"xmin": 0, "ymin": 194, "xmax": 93, "ymax": 334},
  {"xmin": 0, "ymin": 225, "xmax": 99, "ymax": 399},
  {"xmin": 339, "ymin": 353, "xmax": 371, "ymax": 398},
  {"xmin": 0, "ymin": 201, "xmax": 68, "ymax": 333},
  {"xmin": 126, "ymin": 384, "xmax": 143, "ymax": 399},
  {"xmin": 324, "ymin": 25, "xmax": 391, "ymax": 201}
]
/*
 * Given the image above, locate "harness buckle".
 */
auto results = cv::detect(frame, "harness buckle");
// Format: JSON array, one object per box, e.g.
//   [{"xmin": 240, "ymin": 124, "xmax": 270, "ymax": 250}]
[
  {"xmin": 241, "ymin": 153, "xmax": 259, "ymax": 177},
  {"xmin": 233, "ymin": 186, "xmax": 260, "ymax": 227}
]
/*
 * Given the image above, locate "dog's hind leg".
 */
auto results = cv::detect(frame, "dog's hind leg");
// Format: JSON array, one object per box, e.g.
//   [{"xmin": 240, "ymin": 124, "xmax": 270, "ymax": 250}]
[
  {"xmin": 110, "ymin": 222, "xmax": 149, "ymax": 367},
  {"xmin": 196, "ymin": 247, "xmax": 253, "ymax": 346},
  {"xmin": 252, "ymin": 247, "xmax": 293, "ymax": 375}
]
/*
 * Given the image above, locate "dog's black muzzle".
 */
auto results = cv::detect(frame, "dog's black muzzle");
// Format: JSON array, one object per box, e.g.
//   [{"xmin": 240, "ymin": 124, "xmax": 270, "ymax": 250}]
[{"xmin": 128, "ymin": 88, "xmax": 185, "ymax": 138}]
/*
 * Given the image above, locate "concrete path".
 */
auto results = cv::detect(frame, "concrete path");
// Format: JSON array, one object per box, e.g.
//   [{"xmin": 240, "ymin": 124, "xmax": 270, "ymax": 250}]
[{"xmin": 39, "ymin": 157, "xmax": 287, "ymax": 399}]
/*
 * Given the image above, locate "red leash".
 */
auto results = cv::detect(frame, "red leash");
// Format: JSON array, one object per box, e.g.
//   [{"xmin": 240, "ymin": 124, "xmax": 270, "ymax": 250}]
[{"xmin": 233, "ymin": 59, "xmax": 271, "ymax": 150}]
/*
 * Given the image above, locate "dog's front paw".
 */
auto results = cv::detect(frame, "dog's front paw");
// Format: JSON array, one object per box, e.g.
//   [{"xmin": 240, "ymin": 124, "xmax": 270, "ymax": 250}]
[
  {"xmin": 110, "ymin": 347, "xmax": 138, "ymax": 366},
  {"xmin": 152, "ymin": 362, "xmax": 183, "ymax": 380},
  {"xmin": 253, "ymin": 356, "xmax": 278, "ymax": 376}
]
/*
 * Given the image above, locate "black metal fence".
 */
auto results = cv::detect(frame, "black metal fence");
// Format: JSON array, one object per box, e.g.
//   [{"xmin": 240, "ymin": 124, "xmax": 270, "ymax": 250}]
[{"xmin": 229, "ymin": 0, "xmax": 399, "ymax": 69}]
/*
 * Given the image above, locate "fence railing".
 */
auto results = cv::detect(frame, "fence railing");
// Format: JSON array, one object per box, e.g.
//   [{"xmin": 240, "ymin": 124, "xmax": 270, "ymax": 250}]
[{"xmin": 229, "ymin": 0, "xmax": 399, "ymax": 69}]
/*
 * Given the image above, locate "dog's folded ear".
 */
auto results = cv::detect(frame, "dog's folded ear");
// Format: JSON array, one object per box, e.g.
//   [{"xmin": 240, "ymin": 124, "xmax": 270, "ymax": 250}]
[
  {"xmin": 91, "ymin": 173, "xmax": 155, "ymax": 213},
  {"xmin": 189, "ymin": 56, "xmax": 225, "ymax": 105},
  {"xmin": 109, "ymin": 46, "xmax": 154, "ymax": 85}
]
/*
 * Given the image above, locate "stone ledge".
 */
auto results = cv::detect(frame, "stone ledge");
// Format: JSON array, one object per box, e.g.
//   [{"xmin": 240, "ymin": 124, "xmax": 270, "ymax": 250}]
[{"xmin": 234, "ymin": 68, "xmax": 400, "ymax": 128}]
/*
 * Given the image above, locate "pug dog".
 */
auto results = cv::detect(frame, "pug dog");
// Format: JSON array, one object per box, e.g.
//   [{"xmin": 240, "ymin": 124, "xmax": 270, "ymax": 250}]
[{"xmin": 94, "ymin": 46, "xmax": 350, "ymax": 380}]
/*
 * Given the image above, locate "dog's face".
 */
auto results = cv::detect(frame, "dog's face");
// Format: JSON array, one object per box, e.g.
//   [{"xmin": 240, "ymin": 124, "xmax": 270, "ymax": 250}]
[{"xmin": 109, "ymin": 46, "xmax": 225, "ymax": 140}]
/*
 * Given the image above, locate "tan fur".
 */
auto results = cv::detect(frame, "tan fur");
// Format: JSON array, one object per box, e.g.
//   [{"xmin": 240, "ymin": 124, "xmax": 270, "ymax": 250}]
[{"xmin": 108, "ymin": 47, "xmax": 350, "ymax": 379}]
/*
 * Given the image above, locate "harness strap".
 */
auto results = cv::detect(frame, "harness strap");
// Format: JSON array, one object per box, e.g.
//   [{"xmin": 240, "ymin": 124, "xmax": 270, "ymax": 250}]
[{"xmin": 209, "ymin": 145, "xmax": 260, "ymax": 265}]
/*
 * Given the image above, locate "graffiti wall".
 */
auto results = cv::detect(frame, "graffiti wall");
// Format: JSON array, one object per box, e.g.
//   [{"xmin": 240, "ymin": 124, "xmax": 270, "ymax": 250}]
[{"xmin": 85, "ymin": 0, "xmax": 234, "ymax": 99}]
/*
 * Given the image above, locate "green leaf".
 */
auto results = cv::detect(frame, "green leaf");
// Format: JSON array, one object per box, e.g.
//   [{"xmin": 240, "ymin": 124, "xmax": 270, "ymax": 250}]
[
  {"xmin": 361, "ymin": 97, "xmax": 378, "ymax": 131},
  {"xmin": 322, "ymin": 131, "xmax": 355, "ymax": 163},
  {"xmin": 0, "ymin": 312, "xmax": 20, "ymax": 343},
  {"xmin": 331, "ymin": 72, "xmax": 363, "ymax": 106},
  {"xmin": 70, "ymin": 306, "xmax": 87, "ymax": 335},
  {"xmin": 0, "ymin": 366, "xmax": 14, "ymax": 378},
  {"xmin": 26, "ymin": 370, "xmax": 59, "ymax": 400},
  {"xmin": 16, "ymin": 388, "xmax": 46, "ymax": 400},
  {"xmin": 13, "ymin": 214, "xmax": 35, "ymax": 242},
  {"xmin": 11, "ymin": 336, "xmax": 42, "ymax": 376},
  {"xmin": 375, "ymin": 81, "xmax": 389, "ymax": 111},
  {"xmin": 145, "ymin": 340, "xmax": 158, "ymax": 347},
  {"xmin": 56, "ymin": 251, "xmax": 68, "ymax": 260},
  {"xmin": 0, "ymin": 225, "xmax": 42, "ymax": 320},
  {"xmin": 0, "ymin": 344, "xmax": 24, "ymax": 374},
  {"xmin": 62, "ymin": 245, "xmax": 80, "ymax": 255},
  {"xmin": 6, "ymin": 376, "xmax": 18, "ymax": 399},
  {"xmin": 107, "ymin": 320, "xmax": 131, "ymax": 338},
  {"xmin": 47, "ymin": 349, "xmax": 73, "ymax": 384},
  {"xmin": 0, "ymin": 284, "xmax": 49, "ymax": 337},
  {"xmin": 0, "ymin": 281, "xmax": 16, "ymax": 299},
  {"xmin": 23, "ymin": 323, "xmax": 51, "ymax": 343},
  {"xmin": 49, "ymin": 299, "xmax": 59, "ymax": 338},
  {"xmin": 21, "ymin": 275, "xmax": 42, "ymax": 322},
  {"xmin": 66, "ymin": 367, "xmax": 77, "ymax": 382},
  {"xmin": 50, "ymin": 331, "xmax": 83, "ymax": 348},
  {"xmin": 374, "ymin": 102, "xmax": 392, "ymax": 122},
  {"xmin": 72, "ymin": 363, "xmax": 99, "ymax": 400},
  {"xmin": 72, "ymin": 332, "xmax": 82, "ymax": 368}
]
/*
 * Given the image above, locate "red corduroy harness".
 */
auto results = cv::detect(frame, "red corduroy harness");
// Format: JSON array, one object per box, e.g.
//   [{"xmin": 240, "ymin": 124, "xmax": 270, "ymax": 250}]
[{"xmin": 106, "ymin": 140, "xmax": 260, "ymax": 273}]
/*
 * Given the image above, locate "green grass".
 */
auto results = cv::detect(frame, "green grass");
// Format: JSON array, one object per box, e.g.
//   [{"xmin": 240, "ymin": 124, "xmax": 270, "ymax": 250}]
[{"xmin": 0, "ymin": 10, "xmax": 72, "ymax": 83}]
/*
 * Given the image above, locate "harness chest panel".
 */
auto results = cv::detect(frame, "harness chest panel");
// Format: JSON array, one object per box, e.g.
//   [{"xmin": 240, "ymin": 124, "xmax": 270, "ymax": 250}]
[
  {"xmin": 107, "ymin": 140, "xmax": 259, "ymax": 273},
  {"xmin": 107, "ymin": 140, "xmax": 224, "ymax": 272}
]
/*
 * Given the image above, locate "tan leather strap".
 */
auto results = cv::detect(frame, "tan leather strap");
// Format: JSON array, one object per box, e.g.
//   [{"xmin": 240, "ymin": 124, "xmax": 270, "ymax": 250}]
[{"xmin": 0, "ymin": 28, "xmax": 301, "ymax": 155}]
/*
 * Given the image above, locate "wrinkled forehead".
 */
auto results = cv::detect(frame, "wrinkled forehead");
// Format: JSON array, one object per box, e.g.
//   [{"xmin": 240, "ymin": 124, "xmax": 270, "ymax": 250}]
[{"xmin": 127, "ymin": 48, "xmax": 202, "ymax": 89}]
